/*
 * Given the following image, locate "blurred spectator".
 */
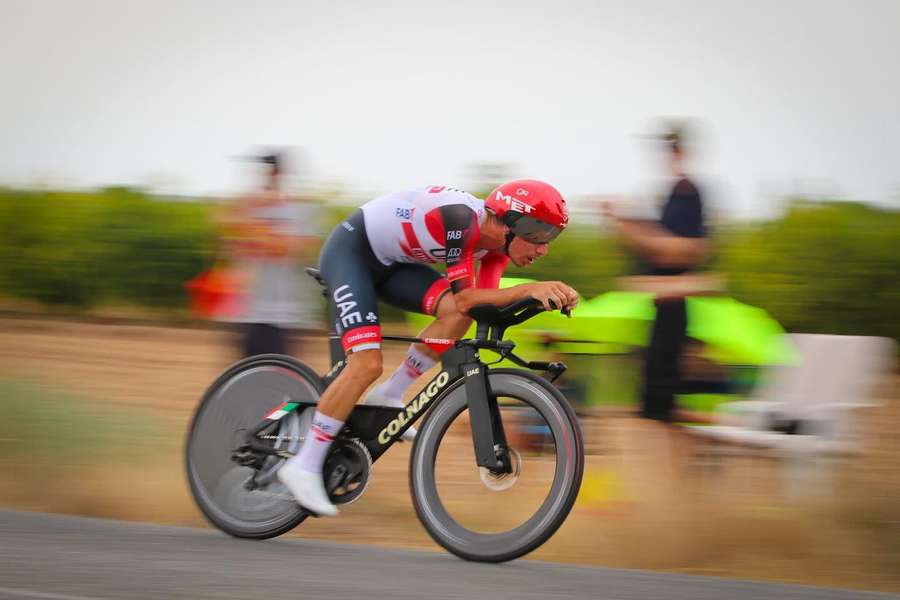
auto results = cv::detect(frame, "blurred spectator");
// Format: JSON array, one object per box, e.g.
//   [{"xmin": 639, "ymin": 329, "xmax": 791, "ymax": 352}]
[
  {"xmin": 221, "ymin": 151, "xmax": 322, "ymax": 358},
  {"xmin": 602, "ymin": 120, "xmax": 719, "ymax": 501},
  {"xmin": 604, "ymin": 120, "xmax": 713, "ymax": 423}
]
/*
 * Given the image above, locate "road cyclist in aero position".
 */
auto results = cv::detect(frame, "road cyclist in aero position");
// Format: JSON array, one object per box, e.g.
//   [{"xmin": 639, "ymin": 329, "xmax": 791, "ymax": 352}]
[
  {"xmin": 186, "ymin": 179, "xmax": 585, "ymax": 562},
  {"xmin": 277, "ymin": 180, "xmax": 580, "ymax": 516}
]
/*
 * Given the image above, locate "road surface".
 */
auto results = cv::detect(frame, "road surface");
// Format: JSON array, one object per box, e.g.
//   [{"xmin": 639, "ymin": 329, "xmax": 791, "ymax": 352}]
[{"xmin": 0, "ymin": 510, "xmax": 896, "ymax": 600}]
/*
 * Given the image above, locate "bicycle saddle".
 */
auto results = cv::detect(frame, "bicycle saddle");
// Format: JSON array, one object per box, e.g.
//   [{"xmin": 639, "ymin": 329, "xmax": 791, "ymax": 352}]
[{"xmin": 305, "ymin": 267, "xmax": 326, "ymax": 287}]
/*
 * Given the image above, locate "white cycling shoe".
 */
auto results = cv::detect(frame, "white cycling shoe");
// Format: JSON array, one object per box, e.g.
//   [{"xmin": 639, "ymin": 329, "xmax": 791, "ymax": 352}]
[
  {"xmin": 277, "ymin": 462, "xmax": 338, "ymax": 517},
  {"xmin": 363, "ymin": 386, "xmax": 417, "ymax": 442}
]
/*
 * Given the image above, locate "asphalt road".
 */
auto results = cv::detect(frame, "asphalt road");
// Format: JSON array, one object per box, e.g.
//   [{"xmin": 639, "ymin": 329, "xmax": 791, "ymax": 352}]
[{"xmin": 0, "ymin": 510, "xmax": 896, "ymax": 600}]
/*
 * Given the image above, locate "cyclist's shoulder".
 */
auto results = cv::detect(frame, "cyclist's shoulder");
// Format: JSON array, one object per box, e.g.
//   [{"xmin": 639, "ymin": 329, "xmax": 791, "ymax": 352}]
[
  {"xmin": 363, "ymin": 186, "xmax": 484, "ymax": 222},
  {"xmin": 371, "ymin": 185, "xmax": 480, "ymax": 206}
]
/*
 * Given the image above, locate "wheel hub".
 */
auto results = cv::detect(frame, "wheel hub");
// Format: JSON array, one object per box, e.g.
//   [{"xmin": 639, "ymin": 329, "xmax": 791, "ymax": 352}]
[{"xmin": 478, "ymin": 447, "xmax": 522, "ymax": 491}]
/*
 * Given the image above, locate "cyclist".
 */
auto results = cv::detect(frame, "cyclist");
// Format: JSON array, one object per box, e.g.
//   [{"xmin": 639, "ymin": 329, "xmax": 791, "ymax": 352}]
[{"xmin": 278, "ymin": 180, "xmax": 580, "ymax": 516}]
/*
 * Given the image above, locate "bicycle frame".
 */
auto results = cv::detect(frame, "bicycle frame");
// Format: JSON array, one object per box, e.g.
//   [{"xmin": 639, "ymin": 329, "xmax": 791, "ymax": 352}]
[
  {"xmin": 324, "ymin": 331, "xmax": 512, "ymax": 471},
  {"xmin": 244, "ymin": 331, "xmax": 518, "ymax": 474},
  {"xmin": 242, "ymin": 276, "xmax": 568, "ymax": 475}
]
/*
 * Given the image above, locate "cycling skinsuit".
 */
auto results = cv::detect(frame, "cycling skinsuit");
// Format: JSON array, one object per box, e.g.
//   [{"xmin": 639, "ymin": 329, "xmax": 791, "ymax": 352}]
[{"xmin": 318, "ymin": 186, "xmax": 510, "ymax": 352}]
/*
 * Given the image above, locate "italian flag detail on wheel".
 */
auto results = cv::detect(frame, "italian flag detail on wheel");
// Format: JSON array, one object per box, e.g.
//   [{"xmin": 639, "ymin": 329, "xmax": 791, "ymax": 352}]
[{"xmin": 264, "ymin": 402, "xmax": 299, "ymax": 421}]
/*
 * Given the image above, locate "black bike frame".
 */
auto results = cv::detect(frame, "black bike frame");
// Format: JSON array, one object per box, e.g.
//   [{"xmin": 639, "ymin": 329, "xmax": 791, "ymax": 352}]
[
  {"xmin": 244, "ymin": 271, "xmax": 565, "ymax": 475},
  {"xmin": 318, "ymin": 331, "xmax": 511, "ymax": 471}
]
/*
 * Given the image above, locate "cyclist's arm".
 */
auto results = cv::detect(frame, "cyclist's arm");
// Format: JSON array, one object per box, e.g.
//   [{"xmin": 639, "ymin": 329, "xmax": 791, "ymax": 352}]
[
  {"xmin": 456, "ymin": 251, "xmax": 525, "ymax": 311},
  {"xmin": 475, "ymin": 251, "xmax": 509, "ymax": 289},
  {"xmin": 454, "ymin": 284, "xmax": 540, "ymax": 315},
  {"xmin": 436, "ymin": 205, "xmax": 574, "ymax": 314}
]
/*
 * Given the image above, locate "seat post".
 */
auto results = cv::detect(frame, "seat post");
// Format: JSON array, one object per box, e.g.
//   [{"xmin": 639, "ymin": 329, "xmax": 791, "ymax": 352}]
[{"xmin": 328, "ymin": 335, "xmax": 345, "ymax": 367}]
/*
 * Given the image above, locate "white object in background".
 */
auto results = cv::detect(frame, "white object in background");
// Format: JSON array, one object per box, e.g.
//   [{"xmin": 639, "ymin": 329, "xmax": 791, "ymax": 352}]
[{"xmin": 687, "ymin": 334, "xmax": 896, "ymax": 456}]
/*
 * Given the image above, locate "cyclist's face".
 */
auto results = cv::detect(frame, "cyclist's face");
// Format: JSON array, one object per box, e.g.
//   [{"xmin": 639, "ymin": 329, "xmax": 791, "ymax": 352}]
[{"xmin": 508, "ymin": 237, "xmax": 549, "ymax": 267}]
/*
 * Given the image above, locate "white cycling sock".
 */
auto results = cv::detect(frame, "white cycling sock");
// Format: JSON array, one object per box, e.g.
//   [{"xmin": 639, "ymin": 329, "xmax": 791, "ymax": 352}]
[
  {"xmin": 377, "ymin": 345, "xmax": 437, "ymax": 402},
  {"xmin": 289, "ymin": 411, "xmax": 344, "ymax": 474}
]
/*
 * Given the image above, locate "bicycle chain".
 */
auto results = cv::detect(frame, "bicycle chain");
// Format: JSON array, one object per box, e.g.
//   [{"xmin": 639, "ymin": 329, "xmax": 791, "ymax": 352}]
[{"xmin": 257, "ymin": 434, "xmax": 305, "ymax": 442}]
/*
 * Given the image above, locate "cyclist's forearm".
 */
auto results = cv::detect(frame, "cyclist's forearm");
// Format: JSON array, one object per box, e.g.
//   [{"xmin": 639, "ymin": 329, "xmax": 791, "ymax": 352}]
[{"xmin": 453, "ymin": 285, "xmax": 532, "ymax": 316}]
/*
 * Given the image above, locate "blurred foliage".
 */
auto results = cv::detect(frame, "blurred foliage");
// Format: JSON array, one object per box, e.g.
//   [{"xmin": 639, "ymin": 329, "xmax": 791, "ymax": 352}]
[
  {"xmin": 716, "ymin": 200, "xmax": 900, "ymax": 340},
  {"xmin": 0, "ymin": 187, "xmax": 897, "ymax": 339},
  {"xmin": 0, "ymin": 187, "xmax": 216, "ymax": 309}
]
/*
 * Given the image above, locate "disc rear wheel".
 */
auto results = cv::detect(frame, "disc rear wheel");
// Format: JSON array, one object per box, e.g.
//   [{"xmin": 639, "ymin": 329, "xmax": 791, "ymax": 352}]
[{"xmin": 185, "ymin": 354, "xmax": 323, "ymax": 539}]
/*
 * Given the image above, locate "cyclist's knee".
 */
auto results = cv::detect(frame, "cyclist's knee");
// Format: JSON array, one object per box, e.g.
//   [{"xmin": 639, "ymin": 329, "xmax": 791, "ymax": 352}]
[
  {"xmin": 434, "ymin": 294, "xmax": 472, "ymax": 328},
  {"xmin": 442, "ymin": 311, "xmax": 472, "ymax": 333},
  {"xmin": 345, "ymin": 348, "xmax": 384, "ymax": 383}
]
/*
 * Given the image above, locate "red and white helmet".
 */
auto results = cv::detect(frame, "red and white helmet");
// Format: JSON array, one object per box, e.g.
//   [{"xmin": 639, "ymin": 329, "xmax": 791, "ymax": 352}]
[{"xmin": 484, "ymin": 180, "xmax": 569, "ymax": 244}]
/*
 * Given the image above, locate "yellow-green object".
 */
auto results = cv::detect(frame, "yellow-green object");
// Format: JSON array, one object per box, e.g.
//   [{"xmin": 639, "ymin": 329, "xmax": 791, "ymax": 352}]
[
  {"xmin": 686, "ymin": 296, "xmax": 796, "ymax": 365},
  {"xmin": 404, "ymin": 280, "xmax": 793, "ymax": 366}
]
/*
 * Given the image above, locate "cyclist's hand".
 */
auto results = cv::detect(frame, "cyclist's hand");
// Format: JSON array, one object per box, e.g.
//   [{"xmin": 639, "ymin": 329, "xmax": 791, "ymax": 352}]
[{"xmin": 526, "ymin": 281, "xmax": 579, "ymax": 314}]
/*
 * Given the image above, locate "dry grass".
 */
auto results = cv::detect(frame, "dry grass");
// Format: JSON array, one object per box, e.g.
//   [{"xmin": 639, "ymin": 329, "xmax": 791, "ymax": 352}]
[{"xmin": 1, "ymin": 316, "xmax": 898, "ymax": 592}]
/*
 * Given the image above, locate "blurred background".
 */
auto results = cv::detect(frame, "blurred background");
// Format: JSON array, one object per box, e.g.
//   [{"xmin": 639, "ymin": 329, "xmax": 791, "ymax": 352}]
[{"xmin": 1, "ymin": 0, "xmax": 898, "ymax": 593}]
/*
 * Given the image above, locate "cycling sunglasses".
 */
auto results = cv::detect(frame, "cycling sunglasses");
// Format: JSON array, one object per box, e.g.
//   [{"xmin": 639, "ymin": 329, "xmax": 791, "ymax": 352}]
[{"xmin": 508, "ymin": 214, "xmax": 563, "ymax": 244}]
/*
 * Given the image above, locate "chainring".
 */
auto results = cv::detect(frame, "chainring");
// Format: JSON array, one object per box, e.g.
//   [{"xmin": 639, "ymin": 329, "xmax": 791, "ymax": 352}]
[{"xmin": 323, "ymin": 438, "xmax": 372, "ymax": 505}]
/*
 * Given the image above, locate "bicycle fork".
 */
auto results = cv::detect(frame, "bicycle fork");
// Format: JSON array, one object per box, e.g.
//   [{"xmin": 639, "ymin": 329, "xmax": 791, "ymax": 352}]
[{"xmin": 456, "ymin": 347, "xmax": 512, "ymax": 475}]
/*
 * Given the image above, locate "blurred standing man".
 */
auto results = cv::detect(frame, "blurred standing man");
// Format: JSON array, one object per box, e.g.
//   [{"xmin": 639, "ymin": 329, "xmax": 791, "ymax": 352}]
[
  {"xmin": 605, "ymin": 121, "xmax": 711, "ymax": 423},
  {"xmin": 223, "ymin": 152, "xmax": 321, "ymax": 358},
  {"xmin": 602, "ymin": 120, "xmax": 714, "ymax": 506}
]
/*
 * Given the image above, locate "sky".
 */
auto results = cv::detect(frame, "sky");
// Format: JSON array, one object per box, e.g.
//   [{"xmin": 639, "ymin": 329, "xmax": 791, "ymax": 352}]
[{"xmin": 1, "ymin": 0, "xmax": 898, "ymax": 218}]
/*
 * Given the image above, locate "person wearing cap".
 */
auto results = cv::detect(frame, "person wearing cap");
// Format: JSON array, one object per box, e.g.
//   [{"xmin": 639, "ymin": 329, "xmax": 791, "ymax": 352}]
[
  {"xmin": 222, "ymin": 152, "xmax": 322, "ymax": 358},
  {"xmin": 603, "ymin": 121, "xmax": 711, "ymax": 424},
  {"xmin": 276, "ymin": 181, "xmax": 579, "ymax": 517}
]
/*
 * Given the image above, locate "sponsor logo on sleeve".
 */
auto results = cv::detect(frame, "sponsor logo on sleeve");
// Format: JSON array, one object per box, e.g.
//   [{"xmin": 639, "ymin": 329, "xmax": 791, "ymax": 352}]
[
  {"xmin": 446, "ymin": 264, "xmax": 469, "ymax": 280},
  {"xmin": 341, "ymin": 326, "xmax": 382, "ymax": 351}
]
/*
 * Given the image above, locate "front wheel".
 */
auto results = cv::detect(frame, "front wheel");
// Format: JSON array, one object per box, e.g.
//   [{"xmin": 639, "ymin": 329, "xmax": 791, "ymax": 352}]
[{"xmin": 409, "ymin": 369, "xmax": 584, "ymax": 562}]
